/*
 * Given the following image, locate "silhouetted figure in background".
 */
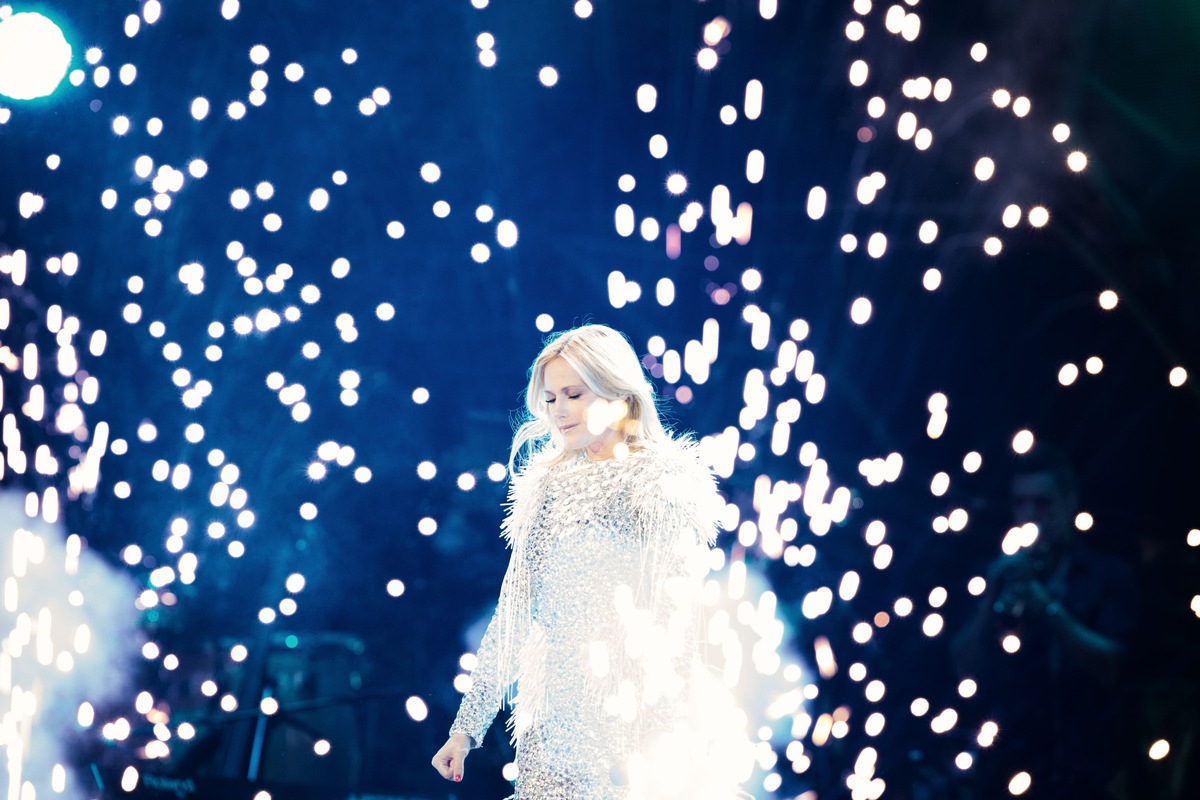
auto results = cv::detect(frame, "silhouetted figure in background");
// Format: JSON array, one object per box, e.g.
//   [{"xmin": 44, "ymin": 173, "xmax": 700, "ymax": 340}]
[{"xmin": 952, "ymin": 445, "xmax": 1136, "ymax": 798}]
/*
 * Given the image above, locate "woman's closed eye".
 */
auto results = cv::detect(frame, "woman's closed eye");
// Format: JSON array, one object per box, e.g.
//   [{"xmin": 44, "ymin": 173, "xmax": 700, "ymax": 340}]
[{"xmin": 546, "ymin": 394, "xmax": 581, "ymax": 404}]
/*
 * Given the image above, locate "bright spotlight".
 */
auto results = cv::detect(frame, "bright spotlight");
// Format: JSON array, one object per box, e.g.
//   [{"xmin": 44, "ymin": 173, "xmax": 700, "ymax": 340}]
[{"xmin": 0, "ymin": 13, "xmax": 73, "ymax": 100}]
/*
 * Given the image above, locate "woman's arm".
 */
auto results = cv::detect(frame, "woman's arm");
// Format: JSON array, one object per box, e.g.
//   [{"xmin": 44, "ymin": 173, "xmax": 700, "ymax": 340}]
[
  {"xmin": 448, "ymin": 599, "xmax": 509, "ymax": 747},
  {"xmin": 432, "ymin": 591, "xmax": 509, "ymax": 784}
]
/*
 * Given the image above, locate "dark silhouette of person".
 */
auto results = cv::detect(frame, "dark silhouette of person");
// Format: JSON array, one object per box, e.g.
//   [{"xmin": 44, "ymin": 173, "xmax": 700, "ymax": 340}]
[{"xmin": 952, "ymin": 444, "xmax": 1136, "ymax": 798}]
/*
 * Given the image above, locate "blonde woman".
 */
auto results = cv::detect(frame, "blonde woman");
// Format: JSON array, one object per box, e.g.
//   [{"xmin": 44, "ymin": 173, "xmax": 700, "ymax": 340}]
[{"xmin": 432, "ymin": 324, "xmax": 744, "ymax": 799}]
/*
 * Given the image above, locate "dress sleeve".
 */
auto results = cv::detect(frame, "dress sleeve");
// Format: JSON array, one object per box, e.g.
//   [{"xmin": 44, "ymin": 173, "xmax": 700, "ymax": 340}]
[
  {"xmin": 448, "ymin": 464, "xmax": 543, "ymax": 747},
  {"xmin": 451, "ymin": 592, "xmax": 506, "ymax": 748}
]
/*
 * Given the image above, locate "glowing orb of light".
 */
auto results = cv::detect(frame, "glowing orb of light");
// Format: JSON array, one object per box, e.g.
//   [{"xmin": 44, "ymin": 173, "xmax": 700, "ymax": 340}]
[
  {"xmin": 0, "ymin": 13, "xmax": 73, "ymax": 100},
  {"xmin": 974, "ymin": 156, "xmax": 995, "ymax": 181},
  {"xmin": 404, "ymin": 696, "xmax": 428, "ymax": 722},
  {"xmin": 850, "ymin": 297, "xmax": 872, "ymax": 325}
]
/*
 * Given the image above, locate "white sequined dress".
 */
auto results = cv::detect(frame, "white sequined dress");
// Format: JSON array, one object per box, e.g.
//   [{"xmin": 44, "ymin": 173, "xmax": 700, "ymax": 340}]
[{"xmin": 450, "ymin": 441, "xmax": 725, "ymax": 799}]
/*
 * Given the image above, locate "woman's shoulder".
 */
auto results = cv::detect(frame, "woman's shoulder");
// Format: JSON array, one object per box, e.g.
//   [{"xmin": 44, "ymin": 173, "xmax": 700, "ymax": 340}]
[
  {"xmin": 627, "ymin": 438, "xmax": 716, "ymax": 496},
  {"xmin": 634, "ymin": 437, "xmax": 708, "ymax": 471},
  {"xmin": 628, "ymin": 438, "xmax": 722, "ymax": 542}
]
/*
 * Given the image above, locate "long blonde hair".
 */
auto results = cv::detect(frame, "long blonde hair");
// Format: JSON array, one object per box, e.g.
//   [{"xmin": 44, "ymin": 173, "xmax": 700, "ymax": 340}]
[{"xmin": 509, "ymin": 324, "xmax": 672, "ymax": 472}]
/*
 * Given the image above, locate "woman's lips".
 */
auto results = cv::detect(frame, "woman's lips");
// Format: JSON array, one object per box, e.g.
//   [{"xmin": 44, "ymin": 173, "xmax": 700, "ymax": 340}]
[{"xmin": 561, "ymin": 424, "xmax": 578, "ymax": 433}]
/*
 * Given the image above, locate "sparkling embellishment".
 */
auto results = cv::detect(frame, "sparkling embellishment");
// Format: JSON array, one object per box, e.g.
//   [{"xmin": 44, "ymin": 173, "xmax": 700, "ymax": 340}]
[{"xmin": 450, "ymin": 442, "xmax": 723, "ymax": 798}]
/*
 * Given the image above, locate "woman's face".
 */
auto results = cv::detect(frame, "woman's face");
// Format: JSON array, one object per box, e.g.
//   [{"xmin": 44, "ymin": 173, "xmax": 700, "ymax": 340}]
[{"xmin": 541, "ymin": 357, "xmax": 624, "ymax": 460}]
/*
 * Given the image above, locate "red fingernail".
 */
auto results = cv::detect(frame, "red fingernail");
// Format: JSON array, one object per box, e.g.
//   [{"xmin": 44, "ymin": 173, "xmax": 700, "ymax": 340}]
[{"xmin": 454, "ymin": 775, "xmax": 462, "ymax": 782}]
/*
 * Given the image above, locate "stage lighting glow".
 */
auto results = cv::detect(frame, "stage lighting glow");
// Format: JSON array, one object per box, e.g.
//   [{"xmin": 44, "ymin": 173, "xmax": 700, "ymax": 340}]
[
  {"xmin": 405, "ymin": 696, "xmax": 428, "ymax": 722},
  {"xmin": 744, "ymin": 79, "xmax": 764, "ymax": 120},
  {"xmin": 0, "ymin": 12, "xmax": 72, "ymax": 100},
  {"xmin": 1169, "ymin": 367, "xmax": 1187, "ymax": 387},
  {"xmin": 1008, "ymin": 771, "xmax": 1032, "ymax": 795},
  {"xmin": 849, "ymin": 59, "xmax": 868, "ymax": 86},
  {"xmin": 746, "ymin": 150, "xmax": 765, "ymax": 183},
  {"xmin": 849, "ymin": 298, "xmax": 872, "ymax": 325},
  {"xmin": 1067, "ymin": 150, "xmax": 1088, "ymax": 171},
  {"xmin": 697, "ymin": 47, "xmax": 718, "ymax": 70},
  {"xmin": 866, "ymin": 233, "xmax": 887, "ymax": 258}
]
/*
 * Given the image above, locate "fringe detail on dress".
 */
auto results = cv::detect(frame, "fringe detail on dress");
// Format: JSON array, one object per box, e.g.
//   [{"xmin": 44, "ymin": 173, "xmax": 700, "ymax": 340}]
[
  {"xmin": 494, "ymin": 460, "xmax": 550, "ymax": 710},
  {"xmin": 506, "ymin": 620, "xmax": 548, "ymax": 744}
]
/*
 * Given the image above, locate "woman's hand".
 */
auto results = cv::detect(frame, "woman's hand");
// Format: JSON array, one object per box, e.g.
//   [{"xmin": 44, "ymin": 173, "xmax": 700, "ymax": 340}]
[{"xmin": 431, "ymin": 732, "xmax": 472, "ymax": 782}]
